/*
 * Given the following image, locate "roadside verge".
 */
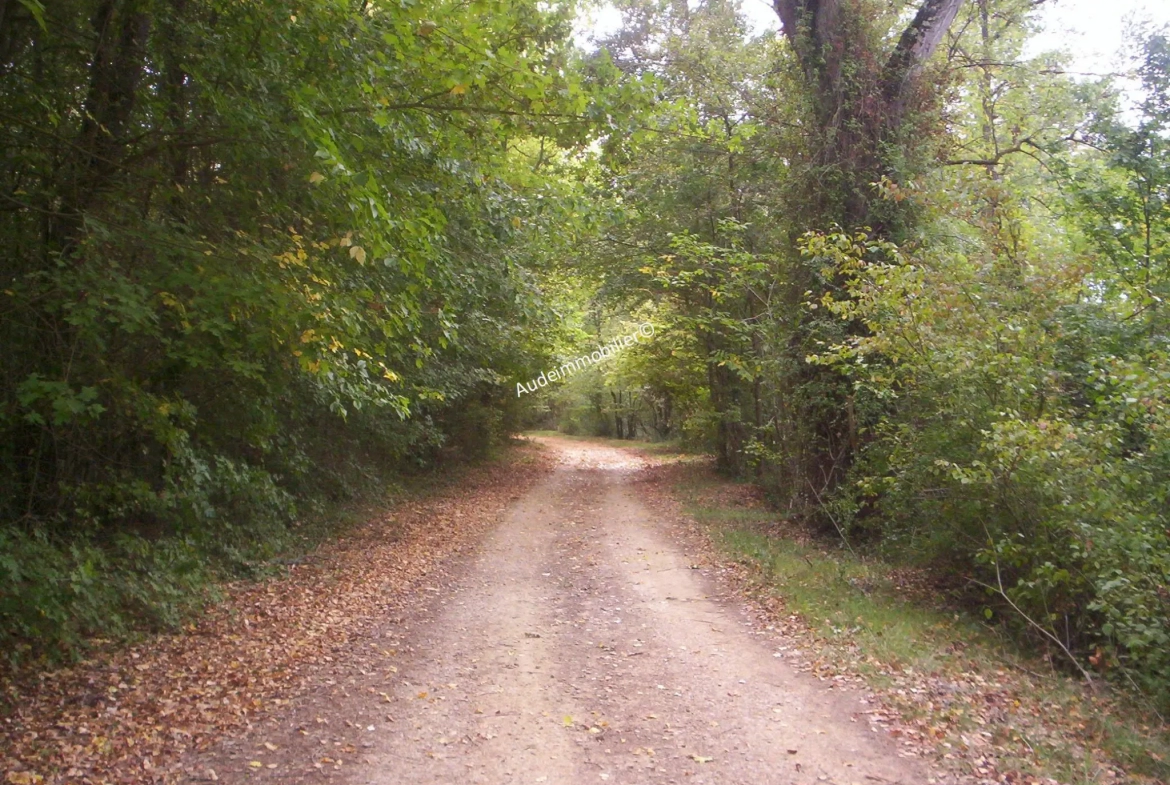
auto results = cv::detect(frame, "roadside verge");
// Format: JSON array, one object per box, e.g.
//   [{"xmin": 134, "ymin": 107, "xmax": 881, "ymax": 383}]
[{"xmin": 631, "ymin": 447, "xmax": 1170, "ymax": 785}]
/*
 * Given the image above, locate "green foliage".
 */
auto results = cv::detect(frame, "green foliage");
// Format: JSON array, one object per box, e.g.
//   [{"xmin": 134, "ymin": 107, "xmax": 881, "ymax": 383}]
[
  {"xmin": 0, "ymin": 527, "xmax": 216, "ymax": 659},
  {"xmin": 801, "ymin": 20, "xmax": 1170, "ymax": 711},
  {"xmin": 556, "ymin": 0, "xmax": 790, "ymax": 462},
  {"xmin": 0, "ymin": 0, "xmax": 643, "ymax": 658},
  {"xmin": 804, "ymin": 212, "xmax": 1170, "ymax": 703}
]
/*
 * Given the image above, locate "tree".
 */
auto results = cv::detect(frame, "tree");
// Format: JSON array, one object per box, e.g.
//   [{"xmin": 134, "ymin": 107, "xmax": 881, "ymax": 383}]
[{"xmin": 575, "ymin": 0, "xmax": 783, "ymax": 470}]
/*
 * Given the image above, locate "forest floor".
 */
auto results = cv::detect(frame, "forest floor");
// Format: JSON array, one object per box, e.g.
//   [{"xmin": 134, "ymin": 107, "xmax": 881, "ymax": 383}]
[{"xmin": 3, "ymin": 437, "xmax": 1164, "ymax": 785}]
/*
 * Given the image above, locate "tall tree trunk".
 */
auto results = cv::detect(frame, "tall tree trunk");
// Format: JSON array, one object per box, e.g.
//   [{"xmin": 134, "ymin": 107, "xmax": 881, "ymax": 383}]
[
  {"xmin": 48, "ymin": 0, "xmax": 152, "ymax": 255},
  {"xmin": 769, "ymin": 0, "xmax": 966, "ymax": 506}
]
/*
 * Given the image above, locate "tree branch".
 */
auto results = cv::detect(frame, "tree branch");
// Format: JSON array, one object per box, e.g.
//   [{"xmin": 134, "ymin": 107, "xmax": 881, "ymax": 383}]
[
  {"xmin": 772, "ymin": 0, "xmax": 802, "ymax": 44},
  {"xmin": 883, "ymin": 0, "xmax": 967, "ymax": 106}
]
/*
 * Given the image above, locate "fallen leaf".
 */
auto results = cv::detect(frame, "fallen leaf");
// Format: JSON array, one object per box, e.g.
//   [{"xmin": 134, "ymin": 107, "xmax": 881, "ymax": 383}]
[{"xmin": 6, "ymin": 774, "xmax": 44, "ymax": 785}]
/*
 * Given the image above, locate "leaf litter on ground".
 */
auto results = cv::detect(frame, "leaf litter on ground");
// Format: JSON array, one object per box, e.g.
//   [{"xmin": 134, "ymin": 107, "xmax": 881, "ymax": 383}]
[{"xmin": 1, "ymin": 441, "xmax": 554, "ymax": 785}]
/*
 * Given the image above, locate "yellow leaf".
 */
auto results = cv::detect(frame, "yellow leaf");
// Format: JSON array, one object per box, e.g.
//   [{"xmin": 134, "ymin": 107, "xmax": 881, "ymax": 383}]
[
  {"xmin": 7, "ymin": 774, "xmax": 44, "ymax": 785},
  {"xmin": 349, "ymin": 245, "xmax": 366, "ymax": 264},
  {"xmin": 563, "ymin": 715, "xmax": 573, "ymax": 726},
  {"xmin": 248, "ymin": 761, "xmax": 263, "ymax": 768},
  {"xmin": 309, "ymin": 172, "xmax": 325, "ymax": 184}
]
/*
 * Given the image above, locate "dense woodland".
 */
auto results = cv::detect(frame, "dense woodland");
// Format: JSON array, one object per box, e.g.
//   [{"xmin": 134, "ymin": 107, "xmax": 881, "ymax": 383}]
[{"xmin": 3, "ymin": 0, "xmax": 1170, "ymax": 711}]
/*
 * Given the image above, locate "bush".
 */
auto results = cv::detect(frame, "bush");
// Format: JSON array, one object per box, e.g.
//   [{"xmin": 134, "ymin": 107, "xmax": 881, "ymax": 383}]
[{"xmin": 804, "ymin": 226, "xmax": 1170, "ymax": 708}]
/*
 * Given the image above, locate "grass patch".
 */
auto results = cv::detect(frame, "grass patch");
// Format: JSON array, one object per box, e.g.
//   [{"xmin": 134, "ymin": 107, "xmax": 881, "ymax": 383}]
[{"xmin": 718, "ymin": 528, "xmax": 981, "ymax": 677}]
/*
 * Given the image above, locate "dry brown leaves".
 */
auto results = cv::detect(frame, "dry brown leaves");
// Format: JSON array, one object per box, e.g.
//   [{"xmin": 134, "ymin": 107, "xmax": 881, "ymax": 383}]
[{"xmin": 0, "ymin": 442, "xmax": 553, "ymax": 785}]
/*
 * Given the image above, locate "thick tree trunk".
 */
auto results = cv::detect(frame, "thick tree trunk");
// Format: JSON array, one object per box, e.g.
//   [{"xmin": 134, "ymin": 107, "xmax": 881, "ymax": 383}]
[
  {"xmin": 772, "ymin": 0, "xmax": 965, "ymax": 226},
  {"xmin": 767, "ymin": 0, "xmax": 967, "ymax": 507}
]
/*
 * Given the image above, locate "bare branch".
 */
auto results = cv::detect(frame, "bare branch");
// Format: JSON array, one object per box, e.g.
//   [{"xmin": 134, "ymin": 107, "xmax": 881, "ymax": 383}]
[{"xmin": 971, "ymin": 547, "xmax": 1096, "ymax": 689}]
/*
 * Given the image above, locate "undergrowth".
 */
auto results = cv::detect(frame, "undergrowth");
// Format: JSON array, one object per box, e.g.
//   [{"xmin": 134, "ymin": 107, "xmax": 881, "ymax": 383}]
[{"xmin": 0, "ymin": 426, "xmax": 520, "ymax": 669}]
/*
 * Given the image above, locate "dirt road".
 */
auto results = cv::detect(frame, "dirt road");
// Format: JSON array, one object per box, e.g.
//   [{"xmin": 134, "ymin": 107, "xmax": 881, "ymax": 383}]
[
  {"xmin": 200, "ymin": 438, "xmax": 928, "ymax": 784},
  {"xmin": 349, "ymin": 438, "xmax": 928, "ymax": 785}
]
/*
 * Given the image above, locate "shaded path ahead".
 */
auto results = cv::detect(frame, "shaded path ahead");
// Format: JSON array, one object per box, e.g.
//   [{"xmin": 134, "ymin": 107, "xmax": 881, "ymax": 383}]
[{"xmin": 352, "ymin": 438, "xmax": 925, "ymax": 785}]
